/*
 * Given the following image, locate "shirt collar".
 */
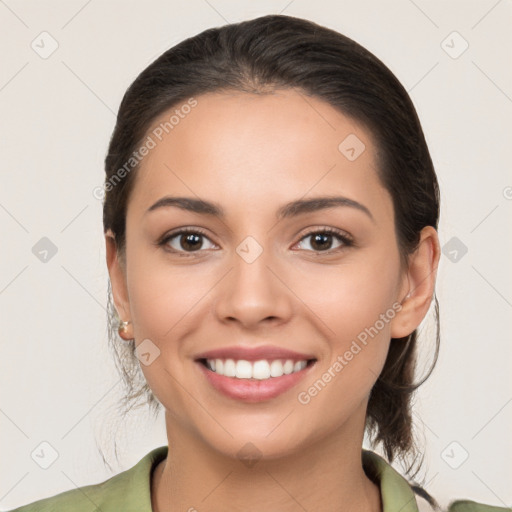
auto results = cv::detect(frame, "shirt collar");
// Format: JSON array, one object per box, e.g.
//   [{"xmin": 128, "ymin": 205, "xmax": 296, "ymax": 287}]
[
  {"xmin": 120, "ymin": 446, "xmax": 420, "ymax": 512},
  {"xmin": 363, "ymin": 449, "xmax": 420, "ymax": 512}
]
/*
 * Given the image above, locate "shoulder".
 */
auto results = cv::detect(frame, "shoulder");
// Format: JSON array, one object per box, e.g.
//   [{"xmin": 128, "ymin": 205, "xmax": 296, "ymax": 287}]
[
  {"xmin": 446, "ymin": 499, "xmax": 512, "ymax": 512},
  {"xmin": 412, "ymin": 486, "xmax": 510, "ymax": 512},
  {"xmin": 6, "ymin": 483, "xmax": 106, "ymax": 512},
  {"xmin": 413, "ymin": 483, "xmax": 510, "ymax": 512},
  {"xmin": 4, "ymin": 445, "xmax": 168, "ymax": 512},
  {"xmin": 362, "ymin": 449, "xmax": 508, "ymax": 512}
]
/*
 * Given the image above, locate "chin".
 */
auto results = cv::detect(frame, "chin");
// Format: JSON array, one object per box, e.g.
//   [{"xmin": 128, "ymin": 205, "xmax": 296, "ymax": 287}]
[{"xmin": 213, "ymin": 435, "xmax": 304, "ymax": 464}]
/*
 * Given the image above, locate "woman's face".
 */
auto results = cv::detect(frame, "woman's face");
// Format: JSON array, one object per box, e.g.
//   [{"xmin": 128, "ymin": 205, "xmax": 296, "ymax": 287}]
[{"xmin": 111, "ymin": 89, "xmax": 415, "ymax": 459}]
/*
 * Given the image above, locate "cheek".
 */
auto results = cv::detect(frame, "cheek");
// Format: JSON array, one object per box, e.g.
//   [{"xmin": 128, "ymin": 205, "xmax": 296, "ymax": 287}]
[
  {"xmin": 336, "ymin": 263, "xmax": 399, "ymax": 343},
  {"xmin": 295, "ymin": 248, "xmax": 401, "ymax": 344},
  {"xmin": 294, "ymin": 244, "xmax": 401, "ymax": 394},
  {"xmin": 124, "ymin": 253, "xmax": 207, "ymax": 416},
  {"xmin": 294, "ymin": 258, "xmax": 399, "ymax": 427},
  {"xmin": 125, "ymin": 249, "xmax": 214, "ymax": 342}
]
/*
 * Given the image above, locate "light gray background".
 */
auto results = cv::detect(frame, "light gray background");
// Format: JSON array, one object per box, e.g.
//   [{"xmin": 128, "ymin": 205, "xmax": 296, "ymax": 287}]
[{"xmin": 1, "ymin": 0, "xmax": 511, "ymax": 509}]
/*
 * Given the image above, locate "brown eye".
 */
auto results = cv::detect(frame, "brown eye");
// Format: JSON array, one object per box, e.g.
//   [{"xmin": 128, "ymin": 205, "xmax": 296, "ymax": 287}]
[
  {"xmin": 295, "ymin": 228, "xmax": 353, "ymax": 253},
  {"xmin": 159, "ymin": 228, "xmax": 216, "ymax": 254},
  {"xmin": 176, "ymin": 232, "xmax": 204, "ymax": 251}
]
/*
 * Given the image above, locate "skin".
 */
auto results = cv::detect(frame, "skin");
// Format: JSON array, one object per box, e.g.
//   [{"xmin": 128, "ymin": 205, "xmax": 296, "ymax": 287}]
[{"xmin": 106, "ymin": 88, "xmax": 440, "ymax": 512}]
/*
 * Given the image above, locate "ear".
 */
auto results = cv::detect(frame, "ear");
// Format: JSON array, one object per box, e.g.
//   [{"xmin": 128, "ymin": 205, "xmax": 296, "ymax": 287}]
[
  {"xmin": 105, "ymin": 229, "xmax": 133, "ymax": 339},
  {"xmin": 390, "ymin": 226, "xmax": 440, "ymax": 339}
]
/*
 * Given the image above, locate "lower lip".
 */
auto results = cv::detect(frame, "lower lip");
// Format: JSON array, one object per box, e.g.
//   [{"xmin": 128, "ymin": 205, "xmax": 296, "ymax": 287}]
[{"xmin": 196, "ymin": 361, "xmax": 315, "ymax": 403}]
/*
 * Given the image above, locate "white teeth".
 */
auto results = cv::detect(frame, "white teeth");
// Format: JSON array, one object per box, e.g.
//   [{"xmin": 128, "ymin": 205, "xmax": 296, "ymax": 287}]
[
  {"xmin": 283, "ymin": 360, "xmax": 294, "ymax": 374},
  {"xmin": 235, "ymin": 360, "xmax": 252, "ymax": 379},
  {"xmin": 204, "ymin": 358, "xmax": 311, "ymax": 380},
  {"xmin": 253, "ymin": 360, "xmax": 271, "ymax": 380},
  {"xmin": 269, "ymin": 360, "xmax": 284, "ymax": 377},
  {"xmin": 224, "ymin": 359, "xmax": 236, "ymax": 377},
  {"xmin": 294, "ymin": 360, "xmax": 307, "ymax": 372}
]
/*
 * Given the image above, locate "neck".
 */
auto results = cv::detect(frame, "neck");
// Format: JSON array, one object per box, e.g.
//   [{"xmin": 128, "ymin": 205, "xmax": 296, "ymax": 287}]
[{"xmin": 152, "ymin": 410, "xmax": 382, "ymax": 512}]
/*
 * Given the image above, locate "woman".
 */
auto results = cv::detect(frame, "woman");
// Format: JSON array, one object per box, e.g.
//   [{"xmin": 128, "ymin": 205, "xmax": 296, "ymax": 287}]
[{"xmin": 8, "ymin": 14, "xmax": 505, "ymax": 512}]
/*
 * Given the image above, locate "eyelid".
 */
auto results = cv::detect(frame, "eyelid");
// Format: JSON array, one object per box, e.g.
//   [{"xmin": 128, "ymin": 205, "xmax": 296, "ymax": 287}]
[{"xmin": 296, "ymin": 225, "xmax": 354, "ymax": 244}]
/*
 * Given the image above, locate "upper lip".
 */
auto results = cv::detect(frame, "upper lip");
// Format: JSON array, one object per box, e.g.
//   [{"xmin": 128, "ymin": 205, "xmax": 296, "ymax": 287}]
[{"xmin": 194, "ymin": 345, "xmax": 316, "ymax": 362}]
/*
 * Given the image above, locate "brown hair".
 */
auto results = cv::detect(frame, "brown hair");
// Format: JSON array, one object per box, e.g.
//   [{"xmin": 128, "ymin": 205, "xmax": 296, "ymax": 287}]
[{"xmin": 102, "ymin": 13, "xmax": 440, "ymax": 494}]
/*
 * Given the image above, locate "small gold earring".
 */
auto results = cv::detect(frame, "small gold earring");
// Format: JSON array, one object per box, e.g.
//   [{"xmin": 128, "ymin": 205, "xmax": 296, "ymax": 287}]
[{"xmin": 118, "ymin": 320, "xmax": 132, "ymax": 340}]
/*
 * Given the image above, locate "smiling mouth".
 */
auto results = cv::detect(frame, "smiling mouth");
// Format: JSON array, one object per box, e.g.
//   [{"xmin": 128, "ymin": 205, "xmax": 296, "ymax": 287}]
[{"xmin": 197, "ymin": 358, "xmax": 317, "ymax": 380}]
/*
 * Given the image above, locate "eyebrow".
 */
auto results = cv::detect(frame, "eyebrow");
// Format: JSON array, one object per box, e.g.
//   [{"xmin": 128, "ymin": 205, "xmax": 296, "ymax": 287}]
[{"xmin": 145, "ymin": 195, "xmax": 374, "ymax": 222}]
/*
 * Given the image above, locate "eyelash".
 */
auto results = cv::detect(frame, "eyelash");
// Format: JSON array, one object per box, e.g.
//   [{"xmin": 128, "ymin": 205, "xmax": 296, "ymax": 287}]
[{"xmin": 157, "ymin": 226, "xmax": 354, "ymax": 257}]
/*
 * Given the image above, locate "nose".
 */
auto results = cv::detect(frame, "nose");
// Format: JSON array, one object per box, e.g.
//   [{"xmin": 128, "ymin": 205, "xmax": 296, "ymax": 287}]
[{"xmin": 213, "ymin": 243, "xmax": 294, "ymax": 330}]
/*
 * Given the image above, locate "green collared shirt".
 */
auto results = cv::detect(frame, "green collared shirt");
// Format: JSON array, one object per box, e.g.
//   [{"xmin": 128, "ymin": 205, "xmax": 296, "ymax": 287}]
[{"xmin": 7, "ymin": 446, "xmax": 509, "ymax": 511}]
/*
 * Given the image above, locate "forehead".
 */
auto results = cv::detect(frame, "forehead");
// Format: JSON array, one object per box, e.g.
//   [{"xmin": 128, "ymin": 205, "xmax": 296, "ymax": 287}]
[{"xmin": 127, "ymin": 89, "xmax": 392, "ymax": 223}]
